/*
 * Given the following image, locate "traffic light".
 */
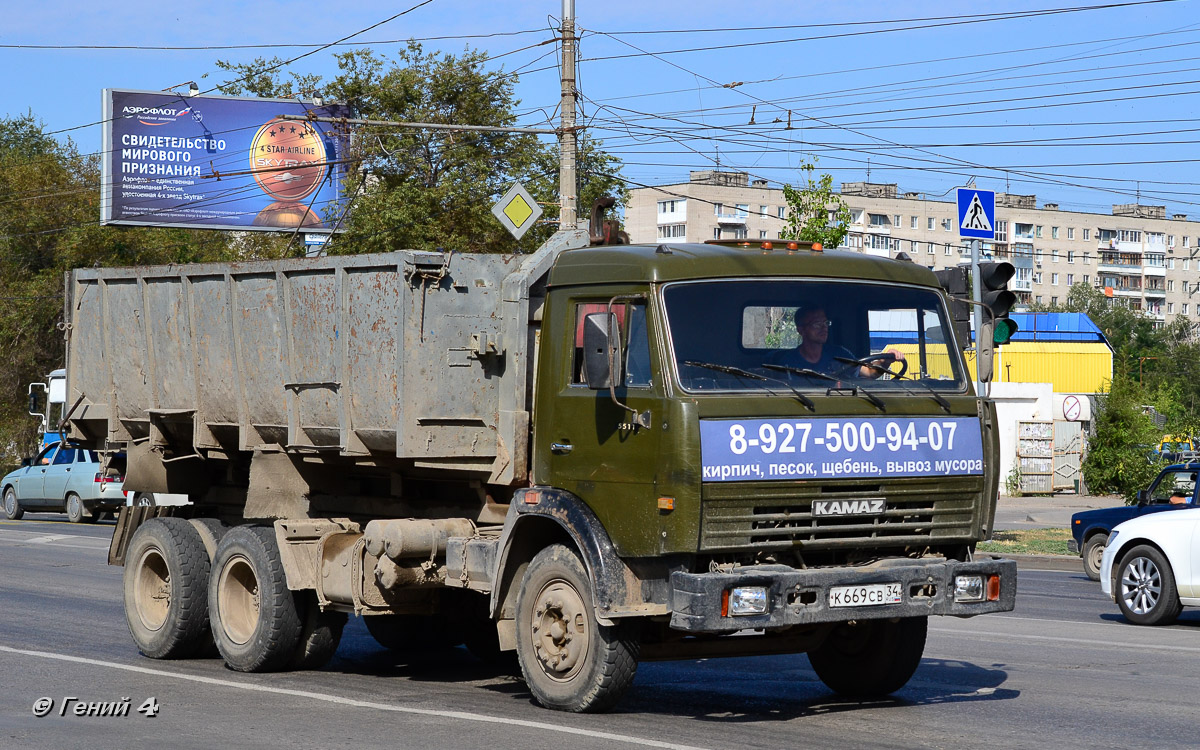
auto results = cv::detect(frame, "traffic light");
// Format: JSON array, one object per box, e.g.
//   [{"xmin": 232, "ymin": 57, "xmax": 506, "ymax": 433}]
[
  {"xmin": 934, "ymin": 266, "xmax": 971, "ymax": 350},
  {"xmin": 978, "ymin": 261, "xmax": 1019, "ymax": 345}
]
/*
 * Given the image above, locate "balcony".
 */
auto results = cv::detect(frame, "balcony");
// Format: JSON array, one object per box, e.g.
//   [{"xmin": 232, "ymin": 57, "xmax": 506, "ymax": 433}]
[
  {"xmin": 1144, "ymin": 287, "xmax": 1166, "ymax": 298},
  {"xmin": 1012, "ymin": 278, "xmax": 1033, "ymax": 293},
  {"xmin": 716, "ymin": 213, "xmax": 747, "ymax": 225}
]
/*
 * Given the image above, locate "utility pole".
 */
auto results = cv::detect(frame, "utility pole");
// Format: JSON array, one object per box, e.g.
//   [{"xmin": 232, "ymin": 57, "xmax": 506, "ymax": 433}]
[{"xmin": 560, "ymin": 0, "xmax": 578, "ymax": 230}]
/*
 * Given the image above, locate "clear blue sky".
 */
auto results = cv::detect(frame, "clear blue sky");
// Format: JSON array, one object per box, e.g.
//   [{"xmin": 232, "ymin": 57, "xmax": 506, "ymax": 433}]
[{"xmin": 3, "ymin": 0, "xmax": 1197, "ymax": 216}]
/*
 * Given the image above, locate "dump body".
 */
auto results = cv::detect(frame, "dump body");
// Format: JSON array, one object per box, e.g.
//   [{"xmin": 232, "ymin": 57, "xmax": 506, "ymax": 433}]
[{"xmin": 65, "ymin": 230, "xmax": 589, "ymax": 487}]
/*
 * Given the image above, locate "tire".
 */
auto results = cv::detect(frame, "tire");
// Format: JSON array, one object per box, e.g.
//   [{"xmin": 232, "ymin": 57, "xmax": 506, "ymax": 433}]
[
  {"xmin": 188, "ymin": 518, "xmax": 228, "ymax": 561},
  {"xmin": 208, "ymin": 525, "xmax": 304, "ymax": 672},
  {"xmin": 1082, "ymin": 533, "xmax": 1108, "ymax": 582},
  {"xmin": 186, "ymin": 518, "xmax": 229, "ymax": 658},
  {"xmin": 65, "ymin": 493, "xmax": 89, "ymax": 524},
  {"xmin": 289, "ymin": 592, "xmax": 346, "ymax": 670},
  {"xmin": 123, "ymin": 517, "xmax": 213, "ymax": 659},
  {"xmin": 1116, "ymin": 544, "xmax": 1182, "ymax": 626},
  {"xmin": 2, "ymin": 487, "xmax": 23, "ymax": 520},
  {"xmin": 515, "ymin": 544, "xmax": 639, "ymax": 713},
  {"xmin": 808, "ymin": 617, "xmax": 928, "ymax": 698}
]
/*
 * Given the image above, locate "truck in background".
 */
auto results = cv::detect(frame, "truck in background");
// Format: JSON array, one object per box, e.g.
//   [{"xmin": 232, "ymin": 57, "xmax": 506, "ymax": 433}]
[
  {"xmin": 64, "ymin": 227, "xmax": 1016, "ymax": 712},
  {"xmin": 28, "ymin": 368, "xmax": 66, "ymax": 450}
]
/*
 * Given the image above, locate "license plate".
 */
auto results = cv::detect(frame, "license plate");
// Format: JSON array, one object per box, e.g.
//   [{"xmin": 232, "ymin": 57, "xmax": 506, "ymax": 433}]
[{"xmin": 829, "ymin": 583, "xmax": 903, "ymax": 608}]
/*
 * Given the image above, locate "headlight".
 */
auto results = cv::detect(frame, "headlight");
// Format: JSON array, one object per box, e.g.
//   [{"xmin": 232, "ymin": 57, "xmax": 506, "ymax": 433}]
[
  {"xmin": 1107, "ymin": 531, "xmax": 1119, "ymax": 548},
  {"xmin": 725, "ymin": 586, "xmax": 769, "ymax": 616},
  {"xmin": 953, "ymin": 575, "xmax": 985, "ymax": 602}
]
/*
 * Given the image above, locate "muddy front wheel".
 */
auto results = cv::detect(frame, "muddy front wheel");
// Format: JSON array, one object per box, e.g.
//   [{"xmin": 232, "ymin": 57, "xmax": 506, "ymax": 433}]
[{"xmin": 515, "ymin": 544, "xmax": 639, "ymax": 713}]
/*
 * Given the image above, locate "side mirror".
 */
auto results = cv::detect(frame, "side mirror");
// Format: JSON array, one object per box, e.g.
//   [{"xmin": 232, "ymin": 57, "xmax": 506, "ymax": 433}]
[
  {"xmin": 28, "ymin": 392, "xmax": 38, "ymax": 414},
  {"xmin": 1136, "ymin": 489, "xmax": 1149, "ymax": 505},
  {"xmin": 582, "ymin": 312, "xmax": 624, "ymax": 391},
  {"xmin": 20, "ymin": 457, "xmax": 32, "ymax": 468}
]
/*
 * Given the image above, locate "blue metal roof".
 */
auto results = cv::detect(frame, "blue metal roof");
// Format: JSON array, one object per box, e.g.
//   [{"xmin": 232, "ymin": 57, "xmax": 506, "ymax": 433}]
[
  {"xmin": 869, "ymin": 312, "xmax": 1109, "ymax": 347},
  {"xmin": 1009, "ymin": 312, "xmax": 1108, "ymax": 343}
]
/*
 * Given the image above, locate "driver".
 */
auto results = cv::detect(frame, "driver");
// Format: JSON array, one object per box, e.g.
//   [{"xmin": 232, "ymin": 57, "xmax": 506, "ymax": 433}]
[{"xmin": 780, "ymin": 305, "xmax": 905, "ymax": 378}]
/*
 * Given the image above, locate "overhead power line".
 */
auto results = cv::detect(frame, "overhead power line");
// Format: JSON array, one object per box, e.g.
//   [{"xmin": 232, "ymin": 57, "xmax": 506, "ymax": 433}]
[
  {"xmin": 581, "ymin": 1, "xmax": 1184, "ymax": 63},
  {"xmin": 0, "ymin": 28, "xmax": 543, "ymax": 51}
]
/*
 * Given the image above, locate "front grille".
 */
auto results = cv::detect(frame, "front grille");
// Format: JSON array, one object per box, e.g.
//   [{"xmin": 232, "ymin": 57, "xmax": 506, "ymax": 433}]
[{"xmin": 700, "ymin": 477, "xmax": 981, "ymax": 552}]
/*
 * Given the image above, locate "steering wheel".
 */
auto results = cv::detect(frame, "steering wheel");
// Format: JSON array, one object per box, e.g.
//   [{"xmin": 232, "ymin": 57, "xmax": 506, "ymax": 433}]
[{"xmin": 834, "ymin": 353, "xmax": 908, "ymax": 380}]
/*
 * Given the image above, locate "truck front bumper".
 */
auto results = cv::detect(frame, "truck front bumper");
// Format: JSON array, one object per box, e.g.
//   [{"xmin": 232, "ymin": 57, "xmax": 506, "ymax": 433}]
[{"xmin": 669, "ymin": 557, "xmax": 1017, "ymax": 633}]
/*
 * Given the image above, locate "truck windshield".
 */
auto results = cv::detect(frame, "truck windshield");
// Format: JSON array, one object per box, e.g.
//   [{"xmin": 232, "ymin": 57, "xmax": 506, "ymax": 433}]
[{"xmin": 663, "ymin": 279, "xmax": 967, "ymax": 392}]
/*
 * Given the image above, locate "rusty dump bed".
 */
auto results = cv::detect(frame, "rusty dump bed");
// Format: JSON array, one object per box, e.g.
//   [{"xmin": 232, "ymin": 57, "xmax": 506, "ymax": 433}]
[{"xmin": 64, "ymin": 229, "xmax": 590, "ymax": 486}]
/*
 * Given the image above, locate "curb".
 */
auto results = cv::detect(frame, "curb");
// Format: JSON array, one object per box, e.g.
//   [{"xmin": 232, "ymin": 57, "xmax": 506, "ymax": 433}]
[{"xmin": 979, "ymin": 552, "xmax": 1080, "ymax": 573}]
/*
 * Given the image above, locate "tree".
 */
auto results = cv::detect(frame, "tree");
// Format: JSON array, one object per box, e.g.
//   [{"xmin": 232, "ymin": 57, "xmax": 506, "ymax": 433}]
[
  {"xmin": 1081, "ymin": 369, "xmax": 1163, "ymax": 503},
  {"xmin": 0, "ymin": 114, "xmax": 245, "ymax": 466},
  {"xmin": 780, "ymin": 160, "xmax": 852, "ymax": 248},
  {"xmin": 217, "ymin": 44, "xmax": 627, "ymax": 254}
]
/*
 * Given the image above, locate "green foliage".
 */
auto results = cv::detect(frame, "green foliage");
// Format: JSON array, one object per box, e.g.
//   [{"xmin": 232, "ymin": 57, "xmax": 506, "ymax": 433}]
[
  {"xmin": 1081, "ymin": 371, "xmax": 1165, "ymax": 503},
  {"xmin": 0, "ymin": 114, "xmax": 257, "ymax": 467},
  {"xmin": 780, "ymin": 161, "xmax": 852, "ymax": 248},
  {"xmin": 1004, "ymin": 464, "xmax": 1023, "ymax": 496},
  {"xmin": 217, "ymin": 44, "xmax": 627, "ymax": 254}
]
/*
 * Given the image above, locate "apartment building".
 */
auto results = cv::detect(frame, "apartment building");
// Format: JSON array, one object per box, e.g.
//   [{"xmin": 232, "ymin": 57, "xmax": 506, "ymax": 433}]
[{"xmin": 625, "ymin": 171, "xmax": 1200, "ymax": 326}]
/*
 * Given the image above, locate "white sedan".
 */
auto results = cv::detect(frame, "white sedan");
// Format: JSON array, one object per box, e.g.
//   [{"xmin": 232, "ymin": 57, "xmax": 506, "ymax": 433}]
[{"xmin": 1100, "ymin": 507, "xmax": 1200, "ymax": 625}]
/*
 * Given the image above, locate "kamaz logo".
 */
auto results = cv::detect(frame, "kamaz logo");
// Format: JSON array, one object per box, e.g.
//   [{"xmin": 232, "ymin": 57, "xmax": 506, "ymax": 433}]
[{"xmin": 812, "ymin": 499, "xmax": 886, "ymax": 517}]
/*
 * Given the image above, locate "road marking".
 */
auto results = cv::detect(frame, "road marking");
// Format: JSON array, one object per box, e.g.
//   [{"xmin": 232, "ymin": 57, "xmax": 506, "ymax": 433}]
[
  {"xmin": 931, "ymin": 627, "xmax": 1200, "ymax": 654},
  {"xmin": 0, "ymin": 528, "xmax": 109, "ymax": 549},
  {"xmin": 25, "ymin": 534, "xmax": 73, "ymax": 544},
  {"xmin": 0, "ymin": 645, "xmax": 711, "ymax": 750}
]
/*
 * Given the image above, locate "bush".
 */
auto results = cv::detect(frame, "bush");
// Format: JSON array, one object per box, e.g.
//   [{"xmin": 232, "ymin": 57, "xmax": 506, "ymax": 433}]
[{"xmin": 1082, "ymin": 375, "xmax": 1164, "ymax": 503}]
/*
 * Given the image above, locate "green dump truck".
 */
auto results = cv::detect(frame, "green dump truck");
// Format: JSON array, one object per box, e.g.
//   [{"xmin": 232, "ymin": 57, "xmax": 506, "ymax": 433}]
[{"xmin": 64, "ymin": 228, "xmax": 1015, "ymax": 712}]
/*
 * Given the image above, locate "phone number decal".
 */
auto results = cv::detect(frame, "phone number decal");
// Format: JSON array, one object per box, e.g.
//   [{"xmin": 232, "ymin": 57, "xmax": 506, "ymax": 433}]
[{"xmin": 699, "ymin": 417, "xmax": 984, "ymax": 481}]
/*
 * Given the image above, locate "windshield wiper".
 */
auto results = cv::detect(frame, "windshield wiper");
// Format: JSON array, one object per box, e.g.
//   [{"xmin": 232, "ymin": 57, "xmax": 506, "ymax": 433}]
[
  {"xmin": 831, "ymin": 357, "xmax": 953, "ymax": 413},
  {"xmin": 761, "ymin": 363, "xmax": 838, "ymax": 382},
  {"xmin": 685, "ymin": 361, "xmax": 815, "ymax": 411},
  {"xmin": 684, "ymin": 360, "xmax": 767, "ymax": 380},
  {"xmin": 826, "ymin": 384, "xmax": 887, "ymax": 412},
  {"xmin": 900, "ymin": 379, "xmax": 953, "ymax": 413}
]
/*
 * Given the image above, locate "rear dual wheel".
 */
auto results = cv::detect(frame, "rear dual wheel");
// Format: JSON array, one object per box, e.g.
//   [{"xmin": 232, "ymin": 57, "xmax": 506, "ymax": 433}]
[
  {"xmin": 123, "ymin": 518, "xmax": 213, "ymax": 659},
  {"xmin": 208, "ymin": 525, "xmax": 344, "ymax": 672}
]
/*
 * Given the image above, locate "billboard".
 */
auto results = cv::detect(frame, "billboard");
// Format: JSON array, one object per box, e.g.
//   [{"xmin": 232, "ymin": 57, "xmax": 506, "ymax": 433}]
[{"xmin": 101, "ymin": 89, "xmax": 352, "ymax": 232}]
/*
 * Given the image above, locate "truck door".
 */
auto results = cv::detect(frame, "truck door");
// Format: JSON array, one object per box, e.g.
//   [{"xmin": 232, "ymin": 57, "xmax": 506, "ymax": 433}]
[{"xmin": 539, "ymin": 297, "xmax": 666, "ymax": 555}]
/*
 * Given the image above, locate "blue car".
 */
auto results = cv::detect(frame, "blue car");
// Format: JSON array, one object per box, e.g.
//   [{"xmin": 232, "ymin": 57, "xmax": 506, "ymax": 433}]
[{"xmin": 1070, "ymin": 463, "xmax": 1200, "ymax": 581}]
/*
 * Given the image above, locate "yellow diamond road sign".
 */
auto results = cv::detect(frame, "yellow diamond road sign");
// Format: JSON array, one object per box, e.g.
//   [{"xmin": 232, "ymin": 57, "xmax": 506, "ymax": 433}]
[{"xmin": 492, "ymin": 182, "xmax": 542, "ymax": 240}]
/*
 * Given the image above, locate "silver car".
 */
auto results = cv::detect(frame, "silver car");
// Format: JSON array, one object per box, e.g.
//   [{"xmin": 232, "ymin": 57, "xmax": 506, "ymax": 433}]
[{"xmin": 1, "ymin": 442, "xmax": 126, "ymax": 523}]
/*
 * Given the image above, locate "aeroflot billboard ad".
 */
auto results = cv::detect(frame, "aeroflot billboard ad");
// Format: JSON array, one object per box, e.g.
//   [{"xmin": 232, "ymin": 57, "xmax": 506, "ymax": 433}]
[{"xmin": 101, "ymin": 89, "xmax": 351, "ymax": 232}]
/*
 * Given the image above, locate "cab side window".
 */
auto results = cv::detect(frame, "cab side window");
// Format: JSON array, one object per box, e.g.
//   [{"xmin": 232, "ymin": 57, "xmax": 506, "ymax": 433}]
[{"xmin": 571, "ymin": 302, "xmax": 652, "ymax": 387}]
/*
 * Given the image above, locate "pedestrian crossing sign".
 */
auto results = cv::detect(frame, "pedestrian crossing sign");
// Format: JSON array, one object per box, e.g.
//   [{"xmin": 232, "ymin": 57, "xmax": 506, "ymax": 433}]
[{"xmin": 957, "ymin": 188, "xmax": 995, "ymax": 240}]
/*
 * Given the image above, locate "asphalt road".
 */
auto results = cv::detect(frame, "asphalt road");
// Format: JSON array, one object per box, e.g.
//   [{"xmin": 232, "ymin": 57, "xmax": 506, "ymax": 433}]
[{"xmin": 1, "ymin": 514, "xmax": 1196, "ymax": 750}]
